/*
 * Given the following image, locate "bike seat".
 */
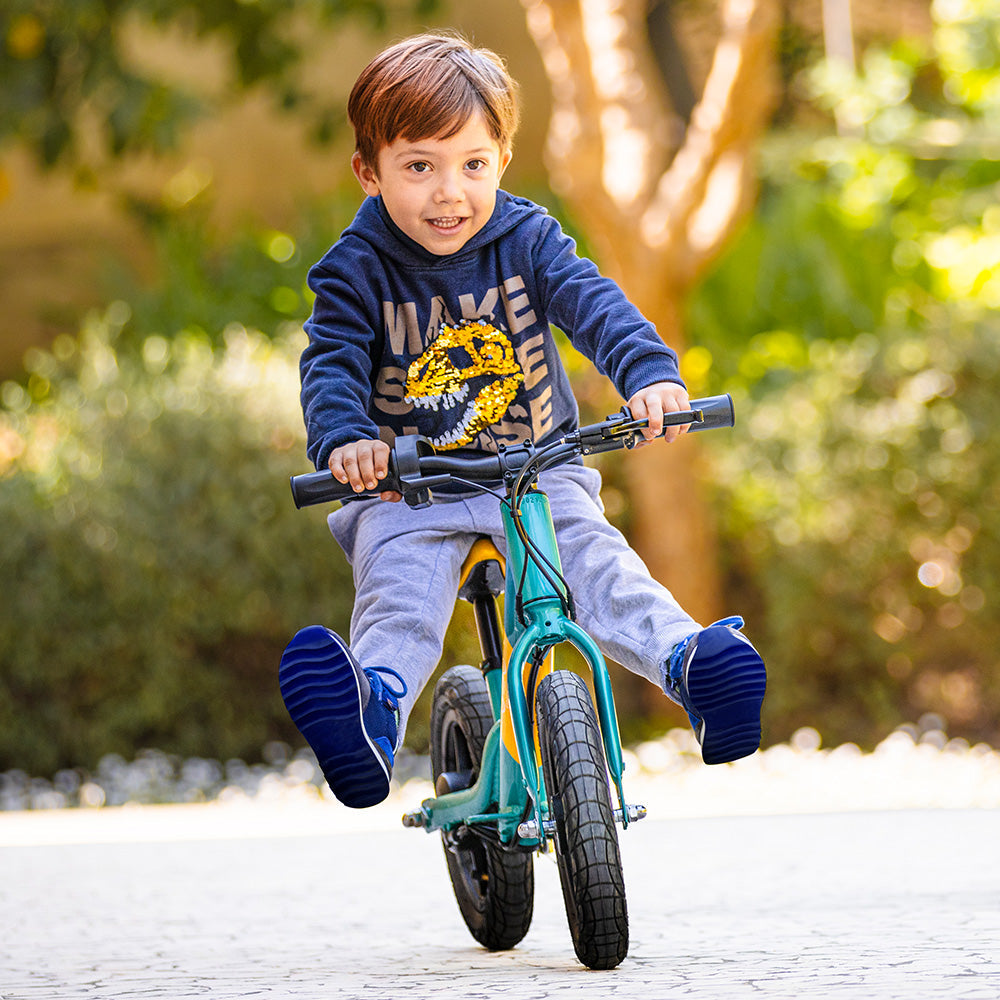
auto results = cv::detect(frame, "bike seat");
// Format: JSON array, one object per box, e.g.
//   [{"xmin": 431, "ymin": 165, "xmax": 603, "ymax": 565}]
[{"xmin": 458, "ymin": 537, "xmax": 505, "ymax": 602}]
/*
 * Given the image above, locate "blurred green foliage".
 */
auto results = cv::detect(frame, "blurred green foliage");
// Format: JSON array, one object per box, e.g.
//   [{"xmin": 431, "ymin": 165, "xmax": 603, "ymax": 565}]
[
  {"xmin": 686, "ymin": 0, "xmax": 1000, "ymax": 747},
  {"xmin": 708, "ymin": 317, "xmax": 1000, "ymax": 747},
  {"xmin": 0, "ymin": 308, "xmax": 350, "ymax": 773},
  {"xmin": 105, "ymin": 196, "xmax": 343, "ymax": 348},
  {"xmin": 0, "ymin": 0, "xmax": 437, "ymax": 169}
]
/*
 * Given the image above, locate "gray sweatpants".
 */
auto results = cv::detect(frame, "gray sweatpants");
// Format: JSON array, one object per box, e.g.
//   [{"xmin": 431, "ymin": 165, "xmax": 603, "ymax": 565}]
[{"xmin": 327, "ymin": 464, "xmax": 700, "ymax": 742}]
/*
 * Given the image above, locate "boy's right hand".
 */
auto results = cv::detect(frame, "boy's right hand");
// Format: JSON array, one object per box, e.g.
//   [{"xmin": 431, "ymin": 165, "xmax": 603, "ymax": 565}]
[{"xmin": 329, "ymin": 440, "xmax": 403, "ymax": 502}]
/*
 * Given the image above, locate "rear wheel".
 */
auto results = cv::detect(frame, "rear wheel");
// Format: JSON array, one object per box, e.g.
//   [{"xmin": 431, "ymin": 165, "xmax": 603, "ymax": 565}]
[
  {"xmin": 535, "ymin": 670, "xmax": 628, "ymax": 969},
  {"xmin": 430, "ymin": 665, "xmax": 534, "ymax": 951}
]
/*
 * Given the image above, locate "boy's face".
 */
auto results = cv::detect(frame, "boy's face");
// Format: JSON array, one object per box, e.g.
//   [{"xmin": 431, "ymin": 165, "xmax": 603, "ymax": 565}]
[{"xmin": 352, "ymin": 112, "xmax": 512, "ymax": 256}]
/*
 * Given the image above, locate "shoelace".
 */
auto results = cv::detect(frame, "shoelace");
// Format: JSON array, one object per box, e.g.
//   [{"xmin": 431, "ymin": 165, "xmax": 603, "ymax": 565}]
[
  {"xmin": 667, "ymin": 615, "xmax": 746, "ymax": 685},
  {"xmin": 363, "ymin": 665, "xmax": 408, "ymax": 707}
]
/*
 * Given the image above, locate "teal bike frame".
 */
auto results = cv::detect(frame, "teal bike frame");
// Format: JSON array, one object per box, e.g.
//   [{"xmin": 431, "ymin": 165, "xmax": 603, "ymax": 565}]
[{"xmin": 403, "ymin": 483, "xmax": 629, "ymax": 849}]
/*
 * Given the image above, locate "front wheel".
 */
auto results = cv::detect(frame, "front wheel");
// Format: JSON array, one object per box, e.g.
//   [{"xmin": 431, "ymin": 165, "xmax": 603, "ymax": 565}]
[
  {"xmin": 536, "ymin": 670, "xmax": 628, "ymax": 969},
  {"xmin": 430, "ymin": 665, "xmax": 534, "ymax": 951}
]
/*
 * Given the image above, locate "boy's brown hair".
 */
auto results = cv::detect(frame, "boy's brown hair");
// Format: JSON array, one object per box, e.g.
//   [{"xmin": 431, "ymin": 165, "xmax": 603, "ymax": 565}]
[{"xmin": 348, "ymin": 33, "xmax": 519, "ymax": 171}]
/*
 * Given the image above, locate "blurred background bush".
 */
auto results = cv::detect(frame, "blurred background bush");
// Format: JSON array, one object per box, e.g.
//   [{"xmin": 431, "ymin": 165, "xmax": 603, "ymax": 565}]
[
  {"xmin": 2, "ymin": 0, "xmax": 999, "ymax": 776},
  {"xmin": 0, "ymin": 310, "xmax": 340, "ymax": 773}
]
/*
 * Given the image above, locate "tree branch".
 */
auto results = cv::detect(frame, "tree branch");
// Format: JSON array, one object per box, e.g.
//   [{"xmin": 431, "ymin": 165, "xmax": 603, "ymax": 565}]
[
  {"xmin": 640, "ymin": 0, "xmax": 781, "ymax": 283},
  {"xmin": 522, "ymin": 0, "xmax": 779, "ymax": 289},
  {"xmin": 520, "ymin": 0, "xmax": 672, "ymax": 274}
]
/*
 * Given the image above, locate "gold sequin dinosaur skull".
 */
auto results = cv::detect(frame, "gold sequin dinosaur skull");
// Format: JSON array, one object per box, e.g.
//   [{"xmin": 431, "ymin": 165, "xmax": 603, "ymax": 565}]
[{"xmin": 404, "ymin": 320, "xmax": 525, "ymax": 449}]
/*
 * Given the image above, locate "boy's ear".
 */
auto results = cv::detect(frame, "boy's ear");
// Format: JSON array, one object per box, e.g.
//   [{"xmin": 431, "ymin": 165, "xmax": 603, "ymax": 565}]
[
  {"xmin": 352, "ymin": 152, "xmax": 380, "ymax": 197},
  {"xmin": 498, "ymin": 148, "xmax": 513, "ymax": 182}
]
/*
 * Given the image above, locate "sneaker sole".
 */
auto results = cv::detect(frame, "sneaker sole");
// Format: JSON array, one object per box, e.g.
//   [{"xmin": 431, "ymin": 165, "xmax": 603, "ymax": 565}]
[
  {"xmin": 278, "ymin": 626, "xmax": 391, "ymax": 808},
  {"xmin": 685, "ymin": 627, "xmax": 766, "ymax": 765}
]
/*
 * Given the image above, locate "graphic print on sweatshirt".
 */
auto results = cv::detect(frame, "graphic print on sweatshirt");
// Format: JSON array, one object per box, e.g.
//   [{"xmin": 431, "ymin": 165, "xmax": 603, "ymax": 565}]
[
  {"xmin": 371, "ymin": 274, "xmax": 557, "ymax": 453},
  {"xmin": 404, "ymin": 319, "xmax": 524, "ymax": 449}
]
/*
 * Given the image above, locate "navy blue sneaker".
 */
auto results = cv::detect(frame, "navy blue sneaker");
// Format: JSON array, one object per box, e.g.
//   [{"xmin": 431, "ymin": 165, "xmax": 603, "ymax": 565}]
[
  {"xmin": 665, "ymin": 616, "xmax": 766, "ymax": 765},
  {"xmin": 279, "ymin": 626, "xmax": 407, "ymax": 808}
]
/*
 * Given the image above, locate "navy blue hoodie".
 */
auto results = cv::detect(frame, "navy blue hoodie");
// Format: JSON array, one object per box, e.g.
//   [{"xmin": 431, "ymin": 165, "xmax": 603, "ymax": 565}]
[{"xmin": 300, "ymin": 190, "xmax": 683, "ymax": 472}]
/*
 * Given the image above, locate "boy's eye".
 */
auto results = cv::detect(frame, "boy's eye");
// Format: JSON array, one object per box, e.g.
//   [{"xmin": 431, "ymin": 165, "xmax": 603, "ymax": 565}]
[
  {"xmin": 408, "ymin": 162, "xmax": 430, "ymax": 173},
  {"xmin": 466, "ymin": 159, "xmax": 486, "ymax": 171}
]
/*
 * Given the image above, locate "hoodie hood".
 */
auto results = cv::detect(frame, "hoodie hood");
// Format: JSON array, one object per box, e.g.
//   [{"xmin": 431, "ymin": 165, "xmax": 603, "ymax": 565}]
[{"xmin": 342, "ymin": 190, "xmax": 548, "ymax": 267}]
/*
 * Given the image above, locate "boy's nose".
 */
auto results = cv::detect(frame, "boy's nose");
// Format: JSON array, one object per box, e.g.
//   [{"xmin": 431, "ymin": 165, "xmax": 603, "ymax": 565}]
[{"xmin": 434, "ymin": 170, "xmax": 464, "ymax": 203}]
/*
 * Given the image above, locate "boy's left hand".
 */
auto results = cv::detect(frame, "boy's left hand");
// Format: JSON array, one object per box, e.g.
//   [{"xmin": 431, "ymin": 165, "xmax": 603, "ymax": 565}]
[{"xmin": 627, "ymin": 381, "xmax": 691, "ymax": 445}]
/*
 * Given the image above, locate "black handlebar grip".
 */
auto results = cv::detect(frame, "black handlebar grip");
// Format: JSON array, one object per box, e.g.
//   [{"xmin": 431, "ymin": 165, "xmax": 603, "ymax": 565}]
[
  {"xmin": 289, "ymin": 469, "xmax": 355, "ymax": 508},
  {"xmin": 289, "ymin": 469, "xmax": 404, "ymax": 508},
  {"xmin": 687, "ymin": 393, "xmax": 735, "ymax": 433}
]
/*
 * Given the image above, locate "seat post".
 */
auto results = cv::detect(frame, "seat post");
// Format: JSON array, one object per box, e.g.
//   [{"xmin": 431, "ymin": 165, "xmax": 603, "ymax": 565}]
[
  {"xmin": 457, "ymin": 537, "xmax": 507, "ymax": 718},
  {"xmin": 471, "ymin": 593, "xmax": 503, "ymax": 678}
]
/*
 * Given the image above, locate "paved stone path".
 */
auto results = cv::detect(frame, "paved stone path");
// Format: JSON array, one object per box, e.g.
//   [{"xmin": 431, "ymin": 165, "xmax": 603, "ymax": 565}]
[{"xmin": 2, "ymin": 800, "xmax": 999, "ymax": 999}]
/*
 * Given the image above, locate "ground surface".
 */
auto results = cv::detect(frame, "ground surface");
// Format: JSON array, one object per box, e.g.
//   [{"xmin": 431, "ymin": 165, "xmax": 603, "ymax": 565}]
[{"xmin": 3, "ymin": 733, "xmax": 999, "ymax": 999}]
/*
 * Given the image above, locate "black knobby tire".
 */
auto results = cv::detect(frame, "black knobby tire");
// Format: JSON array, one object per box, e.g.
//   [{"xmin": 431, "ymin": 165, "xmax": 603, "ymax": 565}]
[
  {"xmin": 535, "ymin": 670, "xmax": 629, "ymax": 969},
  {"xmin": 430, "ymin": 665, "xmax": 534, "ymax": 951}
]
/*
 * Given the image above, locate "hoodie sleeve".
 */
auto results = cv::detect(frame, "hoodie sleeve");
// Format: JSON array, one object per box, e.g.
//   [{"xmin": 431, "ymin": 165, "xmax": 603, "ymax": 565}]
[
  {"xmin": 299, "ymin": 252, "xmax": 383, "ymax": 471},
  {"xmin": 533, "ymin": 217, "xmax": 684, "ymax": 399}
]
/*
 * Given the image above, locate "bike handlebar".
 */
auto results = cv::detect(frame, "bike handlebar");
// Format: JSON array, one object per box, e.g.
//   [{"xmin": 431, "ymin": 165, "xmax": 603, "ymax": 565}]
[{"xmin": 290, "ymin": 393, "xmax": 734, "ymax": 510}]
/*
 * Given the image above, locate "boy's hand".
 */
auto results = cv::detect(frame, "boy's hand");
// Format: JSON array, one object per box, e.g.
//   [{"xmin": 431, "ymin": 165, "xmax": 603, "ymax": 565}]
[
  {"xmin": 628, "ymin": 381, "xmax": 691, "ymax": 445},
  {"xmin": 329, "ymin": 439, "xmax": 403, "ymax": 502}
]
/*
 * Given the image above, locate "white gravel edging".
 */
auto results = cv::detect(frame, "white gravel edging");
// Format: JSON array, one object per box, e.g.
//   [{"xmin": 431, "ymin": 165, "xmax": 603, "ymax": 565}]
[{"xmin": 2, "ymin": 726, "xmax": 997, "ymax": 848}]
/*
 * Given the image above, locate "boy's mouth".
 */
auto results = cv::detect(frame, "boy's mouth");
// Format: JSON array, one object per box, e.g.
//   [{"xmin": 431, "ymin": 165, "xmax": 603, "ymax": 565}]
[{"xmin": 427, "ymin": 216, "xmax": 466, "ymax": 232}]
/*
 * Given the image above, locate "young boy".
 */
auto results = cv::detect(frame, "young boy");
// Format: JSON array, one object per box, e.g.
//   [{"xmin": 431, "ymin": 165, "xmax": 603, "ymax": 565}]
[{"xmin": 280, "ymin": 32, "xmax": 766, "ymax": 809}]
